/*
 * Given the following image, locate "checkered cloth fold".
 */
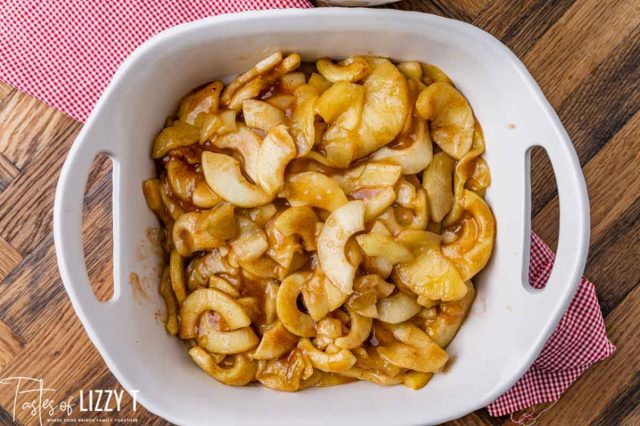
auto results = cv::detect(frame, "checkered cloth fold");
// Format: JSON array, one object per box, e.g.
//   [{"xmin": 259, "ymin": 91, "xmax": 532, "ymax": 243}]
[{"xmin": 0, "ymin": 0, "xmax": 615, "ymax": 417}]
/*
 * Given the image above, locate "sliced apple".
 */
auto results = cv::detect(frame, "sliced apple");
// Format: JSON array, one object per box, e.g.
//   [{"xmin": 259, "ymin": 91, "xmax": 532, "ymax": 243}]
[
  {"xmin": 242, "ymin": 99, "xmax": 285, "ymax": 133},
  {"xmin": 252, "ymin": 320, "xmax": 298, "ymax": 360},
  {"xmin": 197, "ymin": 327, "xmax": 258, "ymax": 354},
  {"xmin": 280, "ymin": 72, "xmax": 307, "ymax": 93},
  {"xmin": 316, "ymin": 57, "xmax": 370, "ymax": 83},
  {"xmin": 189, "ymin": 347, "xmax": 256, "ymax": 386},
  {"xmin": 334, "ymin": 308, "xmax": 373, "ymax": 349},
  {"xmin": 298, "ymin": 338, "xmax": 356, "ymax": 373},
  {"xmin": 165, "ymin": 157, "xmax": 223, "ymax": 208},
  {"xmin": 349, "ymin": 186, "xmax": 397, "ymax": 223},
  {"xmin": 441, "ymin": 190, "xmax": 495, "ymax": 280},
  {"xmin": 172, "ymin": 203, "xmax": 237, "ymax": 256},
  {"xmin": 395, "ymin": 229, "xmax": 442, "ymax": 253},
  {"xmin": 178, "ymin": 80, "xmax": 223, "ymax": 125},
  {"xmin": 186, "ymin": 247, "xmax": 237, "ymax": 291},
  {"xmin": 208, "ymin": 275, "xmax": 240, "ymax": 298},
  {"xmin": 239, "ymin": 255, "xmax": 282, "ymax": 280},
  {"xmin": 376, "ymin": 323, "xmax": 449, "ymax": 373},
  {"xmin": 307, "ymin": 72, "xmax": 332, "ymax": 94},
  {"xmin": 192, "ymin": 180, "xmax": 223, "ymax": 209},
  {"xmin": 158, "ymin": 267, "xmax": 179, "ymax": 335},
  {"xmin": 376, "ymin": 292, "xmax": 421, "ymax": 324},
  {"xmin": 142, "ymin": 179, "xmax": 172, "ymax": 227},
  {"xmin": 221, "ymin": 52, "xmax": 283, "ymax": 106},
  {"xmin": 290, "ymin": 84, "xmax": 319, "ymax": 156},
  {"xmin": 212, "ymin": 125, "xmax": 261, "ymax": 182},
  {"xmin": 201, "ymin": 152, "xmax": 274, "ymax": 207},
  {"xmin": 226, "ymin": 77, "xmax": 267, "ymax": 112},
  {"xmin": 334, "ymin": 163, "xmax": 402, "ymax": 194},
  {"xmin": 152, "ymin": 121, "xmax": 200, "ymax": 159},
  {"xmin": 356, "ymin": 231, "xmax": 413, "ymax": 265},
  {"xmin": 416, "ymin": 82, "xmax": 474, "ymax": 159},
  {"xmin": 397, "ymin": 61, "xmax": 423, "ymax": 81},
  {"xmin": 276, "ymin": 272, "xmax": 316, "ymax": 337},
  {"xmin": 256, "ymin": 125, "xmax": 297, "ymax": 195},
  {"xmin": 426, "ymin": 281, "xmax": 475, "ymax": 347},
  {"xmin": 229, "ymin": 217, "xmax": 268, "ymax": 262},
  {"xmin": 395, "ymin": 243, "xmax": 468, "ymax": 302},
  {"xmin": 317, "ymin": 201, "xmax": 365, "ymax": 294},
  {"xmin": 216, "ymin": 109, "xmax": 237, "ymax": 135},
  {"xmin": 315, "ymin": 81, "xmax": 365, "ymax": 123},
  {"xmin": 255, "ymin": 348, "xmax": 313, "ymax": 392},
  {"xmin": 421, "ymin": 63, "xmax": 452, "ymax": 85},
  {"xmin": 265, "ymin": 94, "xmax": 296, "ymax": 111},
  {"xmin": 371, "ymin": 119, "xmax": 433, "ymax": 175},
  {"xmin": 197, "ymin": 312, "xmax": 258, "ymax": 355},
  {"xmin": 355, "ymin": 59, "xmax": 409, "ymax": 158},
  {"xmin": 169, "ymin": 249, "xmax": 187, "ymax": 304},
  {"xmin": 272, "ymin": 206, "xmax": 319, "ymax": 251},
  {"xmin": 422, "ymin": 151, "xmax": 455, "ymax": 223},
  {"xmin": 301, "ymin": 267, "xmax": 349, "ymax": 321},
  {"xmin": 179, "ymin": 288, "xmax": 251, "ymax": 339},
  {"xmin": 281, "ymin": 172, "xmax": 348, "ymax": 212}
]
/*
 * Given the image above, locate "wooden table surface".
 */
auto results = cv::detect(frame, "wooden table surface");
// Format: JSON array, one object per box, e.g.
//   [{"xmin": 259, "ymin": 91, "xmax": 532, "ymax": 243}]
[{"xmin": 0, "ymin": 0, "xmax": 637, "ymax": 424}]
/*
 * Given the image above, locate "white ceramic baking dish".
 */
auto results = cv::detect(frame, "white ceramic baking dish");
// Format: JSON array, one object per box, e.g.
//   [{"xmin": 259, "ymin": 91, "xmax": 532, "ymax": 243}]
[{"xmin": 53, "ymin": 8, "xmax": 590, "ymax": 425}]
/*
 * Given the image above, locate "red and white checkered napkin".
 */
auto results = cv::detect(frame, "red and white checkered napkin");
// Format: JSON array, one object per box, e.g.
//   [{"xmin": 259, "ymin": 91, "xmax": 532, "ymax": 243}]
[
  {"xmin": 487, "ymin": 234, "xmax": 615, "ymax": 416},
  {"xmin": 0, "ymin": 0, "xmax": 615, "ymax": 417}
]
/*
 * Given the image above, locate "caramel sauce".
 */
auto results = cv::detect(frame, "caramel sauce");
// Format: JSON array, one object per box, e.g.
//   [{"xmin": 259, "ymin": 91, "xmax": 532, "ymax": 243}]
[{"xmin": 145, "ymin": 53, "xmax": 495, "ymax": 393}]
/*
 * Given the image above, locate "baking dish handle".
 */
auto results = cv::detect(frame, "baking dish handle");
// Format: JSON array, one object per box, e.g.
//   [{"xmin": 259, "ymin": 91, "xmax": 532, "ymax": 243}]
[
  {"xmin": 54, "ymin": 132, "xmax": 119, "ymax": 315},
  {"xmin": 519, "ymin": 131, "xmax": 590, "ymax": 336}
]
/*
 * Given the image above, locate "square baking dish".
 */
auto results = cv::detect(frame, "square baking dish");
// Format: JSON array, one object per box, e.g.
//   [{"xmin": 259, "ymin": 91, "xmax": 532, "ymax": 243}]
[{"xmin": 54, "ymin": 8, "xmax": 589, "ymax": 425}]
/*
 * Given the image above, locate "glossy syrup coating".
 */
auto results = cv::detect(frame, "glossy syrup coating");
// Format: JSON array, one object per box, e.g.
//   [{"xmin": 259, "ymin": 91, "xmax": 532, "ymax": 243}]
[{"xmin": 143, "ymin": 53, "xmax": 495, "ymax": 391}]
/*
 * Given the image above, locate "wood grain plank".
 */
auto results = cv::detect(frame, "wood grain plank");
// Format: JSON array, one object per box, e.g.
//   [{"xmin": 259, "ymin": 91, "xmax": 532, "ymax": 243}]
[
  {"xmin": 530, "ymin": 23, "xmax": 640, "ymax": 216},
  {"xmin": 83, "ymin": 172, "xmax": 114, "ymax": 302},
  {"xmin": 537, "ymin": 284, "xmax": 640, "ymax": 425},
  {"xmin": 0, "ymin": 175, "xmax": 112, "ymax": 340},
  {"xmin": 0, "ymin": 293, "xmax": 160, "ymax": 424},
  {"xmin": 533, "ymin": 110, "xmax": 640, "ymax": 247},
  {"xmin": 591, "ymin": 372, "xmax": 640, "ymax": 426},
  {"xmin": 585, "ymin": 197, "xmax": 640, "ymax": 316},
  {"xmin": 0, "ymin": 154, "xmax": 19, "ymax": 193},
  {"xmin": 435, "ymin": 0, "xmax": 491, "ymax": 21},
  {"xmin": 528, "ymin": 147, "xmax": 558, "ymax": 250},
  {"xmin": 0, "ymin": 82, "xmax": 14, "ymax": 103},
  {"xmin": 0, "ymin": 405, "xmax": 21, "ymax": 426},
  {"xmin": 0, "ymin": 118, "xmax": 80, "ymax": 254},
  {"xmin": 85, "ymin": 154, "xmax": 112, "ymax": 199},
  {"xmin": 0, "ymin": 236, "xmax": 65, "ymax": 341},
  {"xmin": 524, "ymin": 0, "xmax": 640, "ymax": 108},
  {"xmin": 0, "ymin": 237, "xmax": 22, "ymax": 283},
  {"xmin": 557, "ymin": 26, "xmax": 640, "ymax": 164},
  {"xmin": 445, "ymin": 411, "xmax": 498, "ymax": 425},
  {"xmin": 620, "ymin": 403, "xmax": 640, "ymax": 426},
  {"xmin": 371, "ymin": 0, "xmax": 490, "ymax": 22},
  {"xmin": 473, "ymin": 0, "xmax": 576, "ymax": 57},
  {"xmin": 319, "ymin": 0, "xmax": 487, "ymax": 22},
  {"xmin": 370, "ymin": 0, "xmax": 448, "ymax": 17},
  {"xmin": 0, "ymin": 90, "xmax": 76, "ymax": 168},
  {"xmin": 0, "ymin": 320, "xmax": 23, "ymax": 372}
]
